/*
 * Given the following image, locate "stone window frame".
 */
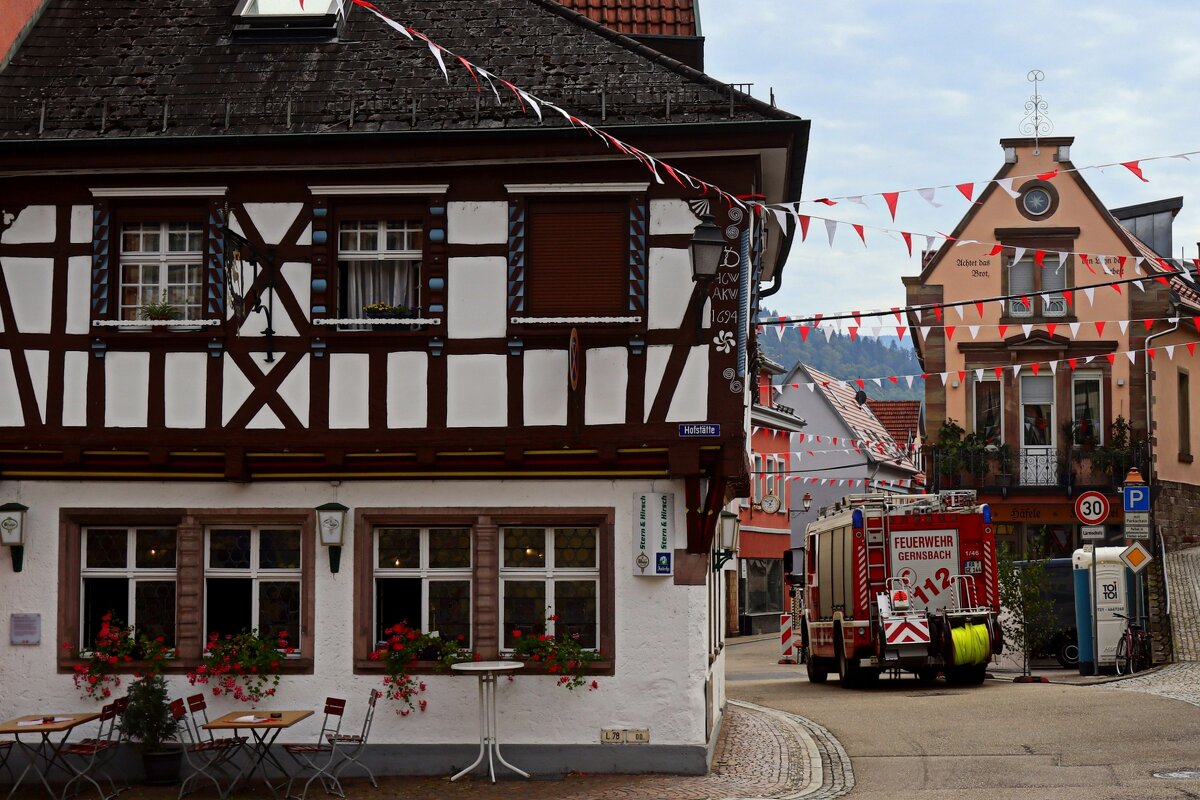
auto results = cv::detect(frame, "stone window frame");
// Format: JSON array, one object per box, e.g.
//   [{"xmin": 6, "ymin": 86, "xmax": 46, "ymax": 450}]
[
  {"xmin": 59, "ymin": 508, "xmax": 317, "ymax": 676},
  {"xmin": 995, "ymin": 227, "xmax": 1080, "ymax": 325},
  {"xmin": 1180, "ymin": 368, "xmax": 1193, "ymax": 463},
  {"xmin": 352, "ymin": 507, "xmax": 615, "ymax": 676}
]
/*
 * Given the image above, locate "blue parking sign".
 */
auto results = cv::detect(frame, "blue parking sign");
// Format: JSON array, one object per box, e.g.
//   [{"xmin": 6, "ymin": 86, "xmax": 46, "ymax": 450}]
[{"xmin": 1124, "ymin": 485, "xmax": 1150, "ymax": 513}]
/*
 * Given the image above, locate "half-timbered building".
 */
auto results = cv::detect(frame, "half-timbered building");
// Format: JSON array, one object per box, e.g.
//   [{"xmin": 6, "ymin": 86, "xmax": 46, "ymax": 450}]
[{"xmin": 0, "ymin": 0, "xmax": 808, "ymax": 775}]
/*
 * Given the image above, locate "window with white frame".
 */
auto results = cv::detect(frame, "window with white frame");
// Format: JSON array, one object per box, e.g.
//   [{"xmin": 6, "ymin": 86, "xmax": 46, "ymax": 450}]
[
  {"xmin": 1072, "ymin": 372, "xmax": 1103, "ymax": 446},
  {"xmin": 119, "ymin": 223, "xmax": 204, "ymax": 320},
  {"xmin": 205, "ymin": 527, "xmax": 302, "ymax": 647},
  {"xmin": 973, "ymin": 377, "xmax": 1003, "ymax": 446},
  {"xmin": 338, "ymin": 219, "xmax": 421, "ymax": 320},
  {"xmin": 765, "ymin": 456, "xmax": 777, "ymax": 501},
  {"xmin": 80, "ymin": 528, "xmax": 177, "ymax": 648},
  {"xmin": 1007, "ymin": 255, "xmax": 1066, "ymax": 318},
  {"xmin": 373, "ymin": 527, "xmax": 472, "ymax": 647},
  {"xmin": 753, "ymin": 453, "xmax": 764, "ymax": 501},
  {"xmin": 1020, "ymin": 375, "xmax": 1054, "ymax": 447},
  {"xmin": 500, "ymin": 527, "xmax": 598, "ymax": 650}
]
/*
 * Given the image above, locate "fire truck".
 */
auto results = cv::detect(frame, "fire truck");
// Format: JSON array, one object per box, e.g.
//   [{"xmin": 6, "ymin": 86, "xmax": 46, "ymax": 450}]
[{"xmin": 800, "ymin": 491, "xmax": 1002, "ymax": 686}]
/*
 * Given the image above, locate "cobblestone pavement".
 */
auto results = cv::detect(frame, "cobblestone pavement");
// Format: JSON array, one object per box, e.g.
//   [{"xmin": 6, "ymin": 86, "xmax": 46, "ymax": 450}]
[
  {"xmin": 1165, "ymin": 546, "xmax": 1200, "ymax": 661},
  {"xmin": 92, "ymin": 701, "xmax": 846, "ymax": 800},
  {"xmin": 1099, "ymin": 662, "xmax": 1200, "ymax": 708}
]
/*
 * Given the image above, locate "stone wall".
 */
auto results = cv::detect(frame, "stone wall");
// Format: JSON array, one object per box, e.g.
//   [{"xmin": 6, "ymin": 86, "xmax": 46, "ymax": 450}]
[{"xmin": 1147, "ymin": 479, "xmax": 1200, "ymax": 662}]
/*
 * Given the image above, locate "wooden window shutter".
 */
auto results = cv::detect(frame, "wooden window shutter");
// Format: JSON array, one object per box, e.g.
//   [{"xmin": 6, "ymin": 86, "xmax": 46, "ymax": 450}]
[{"xmin": 526, "ymin": 198, "xmax": 627, "ymax": 317}]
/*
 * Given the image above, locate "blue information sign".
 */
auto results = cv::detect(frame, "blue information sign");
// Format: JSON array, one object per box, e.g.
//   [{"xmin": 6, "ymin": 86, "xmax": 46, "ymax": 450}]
[
  {"xmin": 1124, "ymin": 485, "xmax": 1150, "ymax": 513},
  {"xmin": 678, "ymin": 423, "xmax": 721, "ymax": 437}
]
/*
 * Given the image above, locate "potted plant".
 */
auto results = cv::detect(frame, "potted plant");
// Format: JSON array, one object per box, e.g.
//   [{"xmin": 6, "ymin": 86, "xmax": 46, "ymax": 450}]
[
  {"xmin": 368, "ymin": 622, "xmax": 472, "ymax": 715},
  {"xmin": 509, "ymin": 611, "xmax": 601, "ymax": 691},
  {"xmin": 138, "ymin": 293, "xmax": 183, "ymax": 326},
  {"xmin": 120, "ymin": 667, "xmax": 183, "ymax": 785},
  {"xmin": 362, "ymin": 302, "xmax": 418, "ymax": 330},
  {"xmin": 186, "ymin": 629, "xmax": 289, "ymax": 704}
]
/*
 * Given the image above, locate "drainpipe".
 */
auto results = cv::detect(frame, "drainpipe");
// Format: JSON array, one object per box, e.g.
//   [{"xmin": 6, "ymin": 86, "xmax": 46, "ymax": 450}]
[{"xmin": 1144, "ymin": 315, "xmax": 1181, "ymax": 511}]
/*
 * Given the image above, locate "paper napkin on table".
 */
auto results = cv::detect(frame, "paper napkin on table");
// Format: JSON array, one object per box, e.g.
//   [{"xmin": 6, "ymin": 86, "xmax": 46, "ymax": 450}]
[{"xmin": 234, "ymin": 715, "xmax": 267, "ymax": 723}]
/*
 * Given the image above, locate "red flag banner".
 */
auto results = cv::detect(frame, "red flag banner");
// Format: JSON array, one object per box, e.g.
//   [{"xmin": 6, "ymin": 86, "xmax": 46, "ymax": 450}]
[
  {"xmin": 883, "ymin": 192, "xmax": 900, "ymax": 220},
  {"xmin": 1035, "ymin": 250, "xmax": 1046, "ymax": 268},
  {"xmin": 1068, "ymin": 358, "xmax": 1078, "ymax": 370},
  {"xmin": 853, "ymin": 224, "xmax": 866, "ymax": 245},
  {"xmin": 957, "ymin": 183, "xmax": 975, "ymax": 201},
  {"xmin": 1106, "ymin": 353, "xmax": 1116, "ymax": 365},
  {"xmin": 1121, "ymin": 161, "xmax": 1149, "ymax": 182},
  {"xmin": 1095, "ymin": 321, "xmax": 1106, "ymax": 335},
  {"xmin": 975, "ymin": 301, "xmax": 984, "ymax": 317},
  {"xmin": 1037, "ymin": 169, "xmax": 1059, "ymax": 181},
  {"xmin": 988, "ymin": 244, "xmax": 1004, "ymax": 256},
  {"xmin": 798, "ymin": 215, "xmax": 811, "ymax": 241},
  {"xmin": 945, "ymin": 326, "xmax": 956, "ymax": 341},
  {"xmin": 1046, "ymin": 323, "xmax": 1057, "ymax": 336},
  {"xmin": 901, "ymin": 231, "xmax": 913, "ymax": 257}
]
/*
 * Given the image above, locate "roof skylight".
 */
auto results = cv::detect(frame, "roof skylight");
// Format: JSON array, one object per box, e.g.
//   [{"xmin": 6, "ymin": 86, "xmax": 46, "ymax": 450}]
[{"xmin": 232, "ymin": 0, "xmax": 345, "ymax": 41}]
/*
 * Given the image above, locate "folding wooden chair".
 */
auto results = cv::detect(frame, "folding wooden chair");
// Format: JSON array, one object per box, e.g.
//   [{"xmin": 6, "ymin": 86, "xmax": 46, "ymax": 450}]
[
  {"xmin": 173, "ymin": 696, "xmax": 244, "ymax": 799},
  {"xmin": 329, "ymin": 689, "xmax": 380, "ymax": 789},
  {"xmin": 282, "ymin": 697, "xmax": 346, "ymax": 800},
  {"xmin": 59, "ymin": 702, "xmax": 122, "ymax": 800}
]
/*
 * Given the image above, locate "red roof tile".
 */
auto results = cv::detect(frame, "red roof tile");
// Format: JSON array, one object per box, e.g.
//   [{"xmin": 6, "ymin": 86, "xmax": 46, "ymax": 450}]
[
  {"xmin": 553, "ymin": 0, "xmax": 698, "ymax": 37},
  {"xmin": 866, "ymin": 400, "xmax": 922, "ymax": 447}
]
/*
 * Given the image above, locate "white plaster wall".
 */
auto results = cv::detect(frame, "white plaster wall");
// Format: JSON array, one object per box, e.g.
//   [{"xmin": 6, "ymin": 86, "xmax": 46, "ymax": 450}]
[
  {"xmin": 65, "ymin": 256, "xmax": 91, "ymax": 335},
  {"xmin": 0, "ymin": 351, "xmax": 21, "ymax": 426},
  {"xmin": 241, "ymin": 203, "xmax": 303, "ymax": 246},
  {"xmin": 222, "ymin": 357, "xmax": 254, "ymax": 426},
  {"xmin": 523, "ymin": 349, "xmax": 567, "ymax": 426},
  {"xmin": 165, "ymin": 353, "xmax": 207, "ymax": 429},
  {"xmin": 447, "ymin": 201, "xmax": 507, "ymax": 245},
  {"xmin": 105, "ymin": 352, "xmax": 149, "ymax": 428},
  {"xmin": 584, "ymin": 347, "xmax": 627, "ymax": 426},
  {"xmin": 1, "ymin": 257, "xmax": 53, "ymax": 333},
  {"xmin": 387, "ymin": 352, "xmax": 427, "ymax": 428},
  {"xmin": 644, "ymin": 346, "xmax": 671, "ymax": 423},
  {"xmin": 70, "ymin": 205, "xmax": 92, "ymax": 244},
  {"xmin": 447, "ymin": 257, "xmax": 506, "ymax": 339},
  {"xmin": 649, "ymin": 199, "xmax": 699, "ymax": 235},
  {"xmin": 0, "ymin": 478, "xmax": 710, "ymax": 751},
  {"xmin": 277, "ymin": 354, "xmax": 310, "ymax": 428},
  {"xmin": 647, "ymin": 247, "xmax": 693, "ymax": 330},
  {"xmin": 329, "ymin": 354, "xmax": 370, "ymax": 429},
  {"xmin": 666, "ymin": 346, "xmax": 709, "ymax": 422},
  {"xmin": 62, "ymin": 351, "xmax": 88, "ymax": 427},
  {"xmin": 1, "ymin": 205, "xmax": 54, "ymax": 243},
  {"xmin": 26, "ymin": 349, "xmax": 48, "ymax": 424},
  {"xmin": 271, "ymin": 262, "xmax": 312, "ymax": 337},
  {"xmin": 446, "ymin": 354, "xmax": 506, "ymax": 427}
]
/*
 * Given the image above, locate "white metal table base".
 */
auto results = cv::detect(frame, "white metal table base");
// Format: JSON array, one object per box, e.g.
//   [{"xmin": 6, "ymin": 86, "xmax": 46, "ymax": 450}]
[{"xmin": 451, "ymin": 670, "xmax": 529, "ymax": 783}]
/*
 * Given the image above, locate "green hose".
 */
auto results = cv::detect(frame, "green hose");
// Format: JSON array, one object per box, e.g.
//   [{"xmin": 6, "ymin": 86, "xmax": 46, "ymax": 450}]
[{"xmin": 950, "ymin": 623, "xmax": 991, "ymax": 666}]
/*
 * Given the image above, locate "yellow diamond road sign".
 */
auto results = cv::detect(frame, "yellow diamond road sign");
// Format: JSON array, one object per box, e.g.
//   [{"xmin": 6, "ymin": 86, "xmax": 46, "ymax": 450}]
[{"xmin": 1120, "ymin": 542, "xmax": 1153, "ymax": 574}]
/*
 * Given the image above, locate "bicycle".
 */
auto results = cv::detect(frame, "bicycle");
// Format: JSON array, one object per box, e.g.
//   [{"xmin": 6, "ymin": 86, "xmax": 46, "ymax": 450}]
[{"xmin": 1113, "ymin": 612, "xmax": 1152, "ymax": 675}]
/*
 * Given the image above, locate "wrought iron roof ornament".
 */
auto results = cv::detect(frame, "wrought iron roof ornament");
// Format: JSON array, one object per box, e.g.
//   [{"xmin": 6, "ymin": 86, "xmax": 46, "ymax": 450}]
[{"xmin": 1020, "ymin": 69, "xmax": 1053, "ymax": 155}]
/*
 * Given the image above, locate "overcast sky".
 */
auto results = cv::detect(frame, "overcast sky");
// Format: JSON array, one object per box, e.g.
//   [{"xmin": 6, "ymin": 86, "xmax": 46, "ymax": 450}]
[{"xmin": 698, "ymin": 1, "xmax": 1200, "ymax": 320}]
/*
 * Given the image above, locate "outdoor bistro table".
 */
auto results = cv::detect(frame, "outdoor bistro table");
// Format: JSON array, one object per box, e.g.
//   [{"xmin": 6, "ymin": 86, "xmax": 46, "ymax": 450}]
[
  {"xmin": 0, "ymin": 712, "xmax": 100, "ymax": 800},
  {"xmin": 450, "ymin": 660, "xmax": 529, "ymax": 783},
  {"xmin": 202, "ymin": 710, "xmax": 313, "ymax": 799}
]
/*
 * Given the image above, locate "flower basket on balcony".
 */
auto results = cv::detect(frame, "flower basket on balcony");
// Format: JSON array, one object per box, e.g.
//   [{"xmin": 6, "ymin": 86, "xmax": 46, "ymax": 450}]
[
  {"xmin": 368, "ymin": 622, "xmax": 473, "ymax": 715},
  {"xmin": 362, "ymin": 303, "xmax": 421, "ymax": 330},
  {"xmin": 509, "ymin": 612, "xmax": 600, "ymax": 691}
]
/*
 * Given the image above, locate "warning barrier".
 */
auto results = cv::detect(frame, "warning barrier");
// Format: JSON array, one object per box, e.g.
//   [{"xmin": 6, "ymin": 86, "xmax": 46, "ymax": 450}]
[{"xmin": 779, "ymin": 613, "xmax": 796, "ymax": 664}]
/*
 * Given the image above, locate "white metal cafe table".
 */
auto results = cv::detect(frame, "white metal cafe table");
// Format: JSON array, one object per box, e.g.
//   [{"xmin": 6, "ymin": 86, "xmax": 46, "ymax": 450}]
[{"xmin": 450, "ymin": 660, "xmax": 530, "ymax": 783}]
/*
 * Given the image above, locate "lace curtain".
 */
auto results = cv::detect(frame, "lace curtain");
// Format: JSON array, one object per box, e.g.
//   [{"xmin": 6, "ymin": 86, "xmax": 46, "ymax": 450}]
[{"xmin": 344, "ymin": 259, "xmax": 418, "ymax": 315}]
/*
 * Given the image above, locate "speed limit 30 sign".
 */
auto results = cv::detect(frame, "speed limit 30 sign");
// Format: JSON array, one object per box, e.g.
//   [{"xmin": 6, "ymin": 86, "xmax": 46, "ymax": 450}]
[{"xmin": 1075, "ymin": 491, "xmax": 1110, "ymax": 525}]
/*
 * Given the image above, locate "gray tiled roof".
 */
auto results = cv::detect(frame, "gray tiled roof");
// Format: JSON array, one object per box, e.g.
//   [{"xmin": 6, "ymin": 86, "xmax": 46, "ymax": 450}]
[{"xmin": 0, "ymin": 0, "xmax": 795, "ymax": 140}]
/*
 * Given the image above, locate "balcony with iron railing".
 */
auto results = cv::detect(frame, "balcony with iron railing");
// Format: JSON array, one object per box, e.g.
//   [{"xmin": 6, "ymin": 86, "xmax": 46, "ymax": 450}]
[{"xmin": 925, "ymin": 442, "xmax": 1149, "ymax": 495}]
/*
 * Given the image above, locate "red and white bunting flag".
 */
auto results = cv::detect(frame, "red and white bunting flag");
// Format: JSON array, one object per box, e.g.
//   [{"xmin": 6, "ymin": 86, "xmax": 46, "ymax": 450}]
[
  {"xmin": 975, "ymin": 368, "xmax": 984, "ymax": 382},
  {"xmin": 933, "ymin": 306, "xmax": 943, "ymax": 322},
  {"xmin": 1122, "ymin": 161, "xmax": 1150, "ymax": 182},
  {"xmin": 1095, "ymin": 320, "xmax": 1106, "ymax": 335},
  {"xmin": 945, "ymin": 326, "xmax": 956, "ymax": 340},
  {"xmin": 1048, "ymin": 360, "xmax": 1058, "ymax": 374},
  {"xmin": 1134, "ymin": 257, "xmax": 1145, "ymax": 274},
  {"xmin": 996, "ymin": 178, "xmax": 1021, "ymax": 198},
  {"xmin": 1022, "ymin": 324, "xmax": 1032, "ymax": 337},
  {"xmin": 799, "ymin": 325, "xmax": 811, "ymax": 342},
  {"xmin": 1081, "ymin": 253, "xmax": 1094, "ymax": 273},
  {"xmin": 997, "ymin": 324, "xmax": 1008, "ymax": 338},
  {"xmin": 1037, "ymin": 168, "xmax": 1060, "ymax": 181},
  {"xmin": 1188, "ymin": 343, "xmax": 1196, "ymax": 357},
  {"xmin": 796, "ymin": 213, "xmax": 811, "ymax": 241},
  {"xmin": 1068, "ymin": 357, "xmax": 1078, "ymax": 370},
  {"xmin": 901, "ymin": 231, "xmax": 913, "ymax": 257},
  {"xmin": 919, "ymin": 326, "xmax": 931, "ymax": 340},
  {"xmin": 1106, "ymin": 353, "xmax": 1116, "ymax": 365},
  {"xmin": 953, "ymin": 304, "xmax": 965, "ymax": 321},
  {"xmin": 1166, "ymin": 345, "xmax": 1176, "ymax": 359},
  {"xmin": 892, "ymin": 307, "xmax": 903, "ymax": 323},
  {"xmin": 940, "ymin": 372, "xmax": 949, "ymax": 386},
  {"xmin": 1083, "ymin": 287, "xmax": 1095, "ymax": 305},
  {"xmin": 918, "ymin": 187, "xmax": 942, "ymax": 208},
  {"xmin": 853, "ymin": 224, "xmax": 866, "ymax": 246},
  {"xmin": 957, "ymin": 182, "xmax": 975, "ymax": 201},
  {"xmin": 904, "ymin": 375, "xmax": 914, "ymax": 389},
  {"xmin": 1148, "ymin": 348, "xmax": 1157, "ymax": 360},
  {"xmin": 1012, "ymin": 364, "xmax": 1021, "ymax": 377},
  {"xmin": 848, "ymin": 327, "xmax": 858, "ymax": 342},
  {"xmin": 988, "ymin": 245, "xmax": 1004, "ymax": 256},
  {"xmin": 1063, "ymin": 290, "xmax": 1073, "ymax": 309},
  {"xmin": 1112, "ymin": 283, "xmax": 1123, "ymax": 295},
  {"xmin": 1035, "ymin": 249, "xmax": 1047, "ymax": 268},
  {"xmin": 853, "ymin": 310, "xmax": 862, "ymax": 326},
  {"xmin": 1031, "ymin": 363, "xmax": 1040, "ymax": 376},
  {"xmin": 1118, "ymin": 320, "xmax": 1130, "ymax": 334},
  {"xmin": 958, "ymin": 370, "xmax": 966, "ymax": 383},
  {"xmin": 825, "ymin": 218, "xmax": 838, "ymax": 247},
  {"xmin": 1011, "ymin": 246, "xmax": 1026, "ymax": 265},
  {"xmin": 1126, "ymin": 351, "xmax": 1138, "ymax": 365},
  {"xmin": 883, "ymin": 192, "xmax": 900, "ymax": 220},
  {"xmin": 1057, "ymin": 251, "xmax": 1069, "ymax": 271},
  {"xmin": 975, "ymin": 301, "xmax": 984, "ymax": 317},
  {"xmin": 1046, "ymin": 323, "xmax": 1057, "ymax": 336}
]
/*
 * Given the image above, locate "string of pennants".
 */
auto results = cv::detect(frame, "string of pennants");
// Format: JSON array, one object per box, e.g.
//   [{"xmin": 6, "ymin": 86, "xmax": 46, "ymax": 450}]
[
  {"xmin": 344, "ymin": 0, "xmax": 1199, "ymax": 236},
  {"xmin": 770, "ymin": 338, "xmax": 1200, "ymax": 392},
  {"xmin": 793, "ymin": 152, "xmax": 1198, "ymax": 216},
  {"xmin": 762, "ymin": 314, "xmax": 1200, "ymax": 344},
  {"xmin": 750, "ymin": 475, "xmax": 923, "ymax": 490},
  {"xmin": 759, "ymin": 270, "xmax": 1196, "ymax": 327},
  {"xmin": 749, "ymin": 427, "xmax": 903, "ymax": 453}
]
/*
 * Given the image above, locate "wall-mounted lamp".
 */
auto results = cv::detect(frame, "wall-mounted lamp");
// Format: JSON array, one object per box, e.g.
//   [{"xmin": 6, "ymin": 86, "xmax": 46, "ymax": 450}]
[
  {"xmin": 712, "ymin": 510, "xmax": 741, "ymax": 572},
  {"xmin": 315, "ymin": 502, "xmax": 349, "ymax": 574},
  {"xmin": 689, "ymin": 213, "xmax": 725, "ymax": 284},
  {"xmin": 0, "ymin": 502, "xmax": 28, "ymax": 573},
  {"xmin": 802, "ymin": 492, "xmax": 813, "ymax": 512}
]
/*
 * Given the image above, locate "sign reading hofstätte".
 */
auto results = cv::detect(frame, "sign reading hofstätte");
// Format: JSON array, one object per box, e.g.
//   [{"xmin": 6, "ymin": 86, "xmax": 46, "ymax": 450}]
[{"xmin": 634, "ymin": 493, "xmax": 674, "ymax": 576}]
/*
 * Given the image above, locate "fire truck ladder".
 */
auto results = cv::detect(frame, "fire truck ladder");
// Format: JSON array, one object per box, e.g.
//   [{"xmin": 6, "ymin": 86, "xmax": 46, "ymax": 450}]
[{"xmin": 865, "ymin": 507, "xmax": 888, "ymax": 624}]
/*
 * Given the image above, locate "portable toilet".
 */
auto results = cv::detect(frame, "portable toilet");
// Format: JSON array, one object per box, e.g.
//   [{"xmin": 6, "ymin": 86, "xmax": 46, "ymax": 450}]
[{"xmin": 1072, "ymin": 546, "xmax": 1130, "ymax": 674}]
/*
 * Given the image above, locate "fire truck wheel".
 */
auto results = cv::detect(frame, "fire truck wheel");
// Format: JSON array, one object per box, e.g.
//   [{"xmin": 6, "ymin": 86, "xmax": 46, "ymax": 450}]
[
  {"xmin": 806, "ymin": 652, "xmax": 828, "ymax": 684},
  {"xmin": 946, "ymin": 663, "xmax": 987, "ymax": 685},
  {"xmin": 915, "ymin": 667, "xmax": 938, "ymax": 684},
  {"xmin": 836, "ymin": 638, "xmax": 861, "ymax": 688}
]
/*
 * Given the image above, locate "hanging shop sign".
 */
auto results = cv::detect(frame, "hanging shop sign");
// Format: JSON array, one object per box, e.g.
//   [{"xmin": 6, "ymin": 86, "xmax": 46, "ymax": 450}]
[{"xmin": 634, "ymin": 493, "xmax": 674, "ymax": 577}]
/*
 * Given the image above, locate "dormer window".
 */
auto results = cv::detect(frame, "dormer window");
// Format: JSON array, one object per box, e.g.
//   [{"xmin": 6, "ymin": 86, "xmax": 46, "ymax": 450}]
[{"xmin": 232, "ymin": 0, "xmax": 345, "ymax": 41}]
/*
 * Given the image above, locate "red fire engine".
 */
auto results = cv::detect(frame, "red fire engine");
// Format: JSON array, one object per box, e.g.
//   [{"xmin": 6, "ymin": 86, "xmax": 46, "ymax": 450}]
[{"xmin": 800, "ymin": 491, "xmax": 1002, "ymax": 686}]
